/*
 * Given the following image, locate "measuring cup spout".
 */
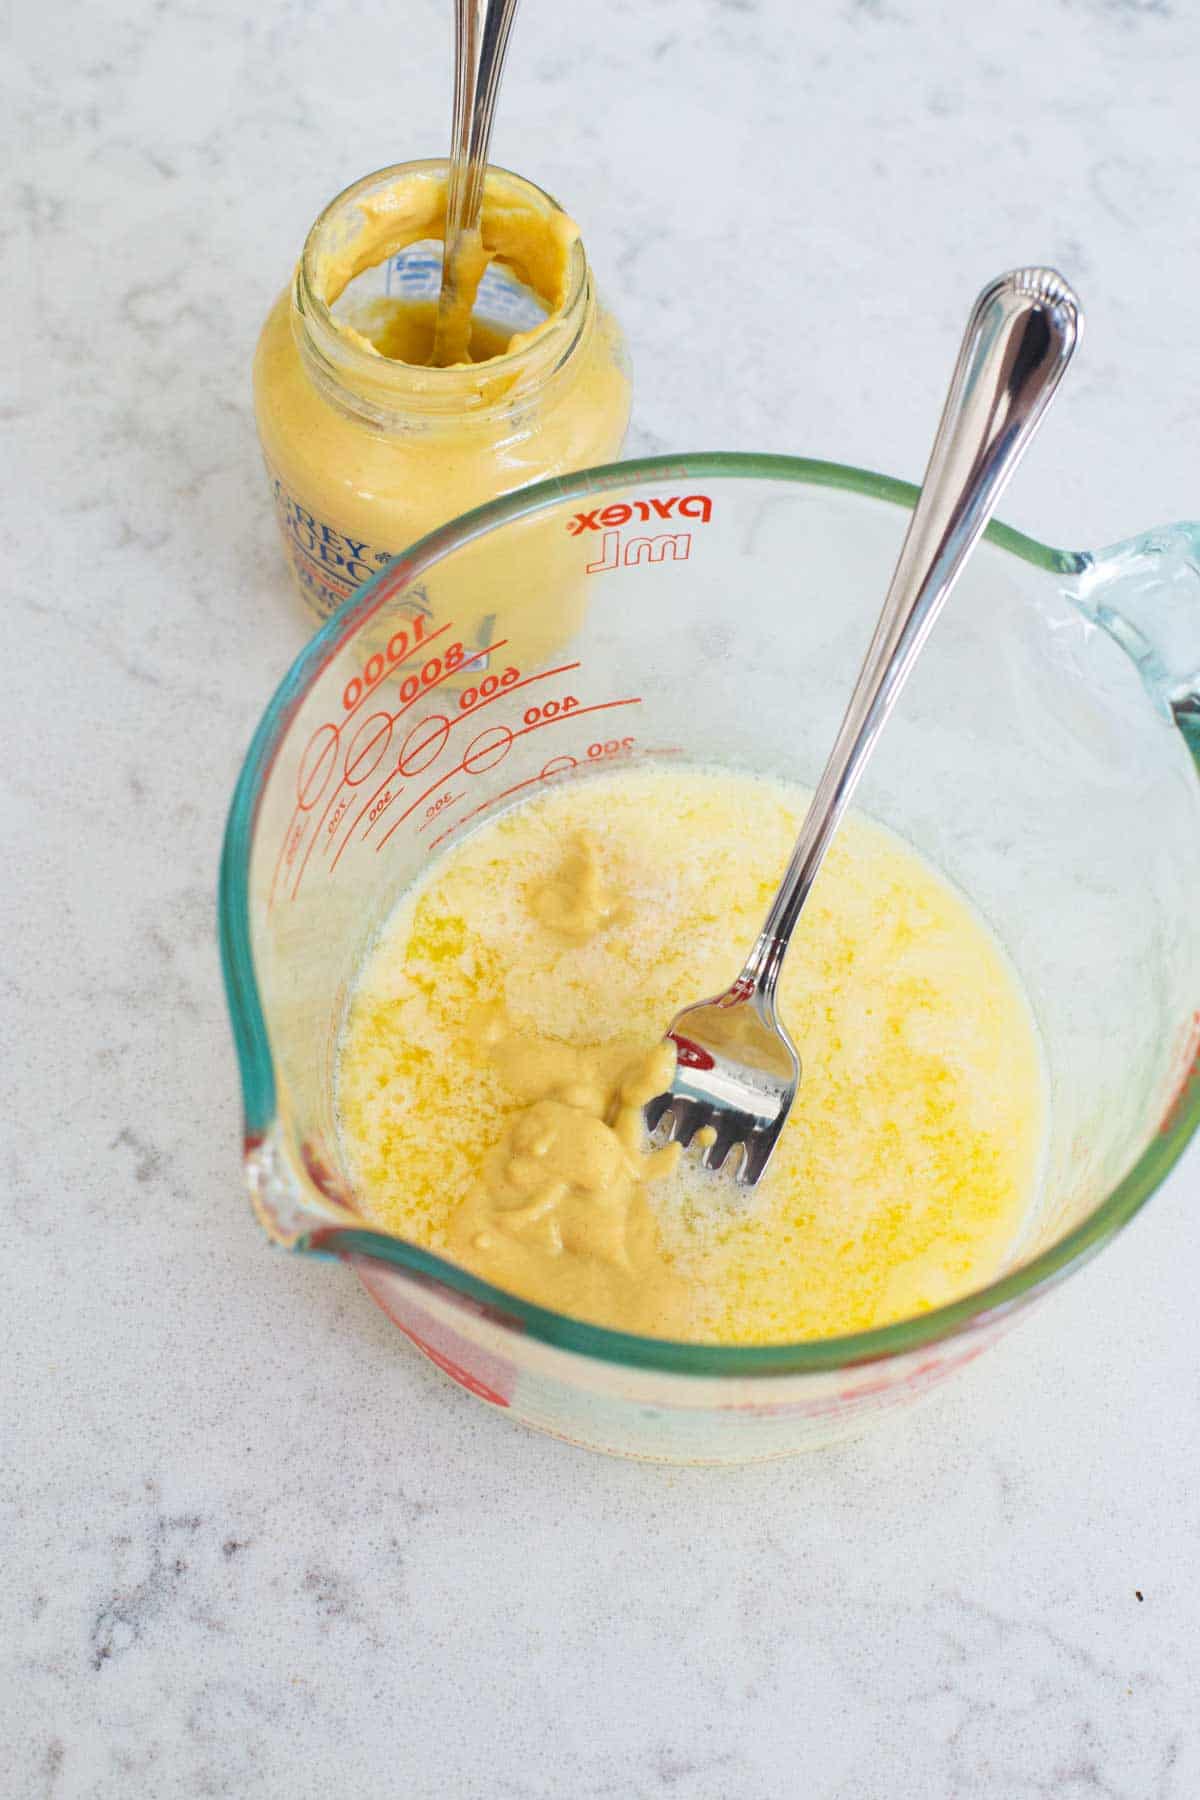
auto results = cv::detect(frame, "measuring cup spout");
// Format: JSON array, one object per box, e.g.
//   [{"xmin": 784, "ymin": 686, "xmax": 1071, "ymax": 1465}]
[{"xmin": 1072, "ymin": 521, "xmax": 1200, "ymax": 747}]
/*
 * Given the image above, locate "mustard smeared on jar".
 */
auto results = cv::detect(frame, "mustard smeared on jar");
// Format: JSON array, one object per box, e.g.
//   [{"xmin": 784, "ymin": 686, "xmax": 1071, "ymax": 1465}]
[{"xmin": 253, "ymin": 161, "xmax": 630, "ymax": 625}]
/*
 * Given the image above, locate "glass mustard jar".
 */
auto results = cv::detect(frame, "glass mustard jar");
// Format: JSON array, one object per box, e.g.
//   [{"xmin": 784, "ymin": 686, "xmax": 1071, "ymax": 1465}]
[{"xmin": 253, "ymin": 159, "xmax": 632, "ymax": 628}]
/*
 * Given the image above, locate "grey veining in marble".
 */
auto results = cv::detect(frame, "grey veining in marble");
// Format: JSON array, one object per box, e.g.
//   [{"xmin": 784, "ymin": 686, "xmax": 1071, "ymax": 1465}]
[{"xmin": 5, "ymin": 0, "xmax": 1200, "ymax": 1794}]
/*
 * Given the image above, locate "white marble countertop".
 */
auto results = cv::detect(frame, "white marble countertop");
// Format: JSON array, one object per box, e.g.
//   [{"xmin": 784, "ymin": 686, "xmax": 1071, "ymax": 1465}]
[{"xmin": 7, "ymin": 0, "xmax": 1200, "ymax": 1793}]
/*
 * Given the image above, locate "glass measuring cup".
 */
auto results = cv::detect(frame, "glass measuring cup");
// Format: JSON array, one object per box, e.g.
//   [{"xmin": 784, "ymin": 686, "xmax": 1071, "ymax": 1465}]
[{"xmin": 220, "ymin": 455, "xmax": 1200, "ymax": 1463}]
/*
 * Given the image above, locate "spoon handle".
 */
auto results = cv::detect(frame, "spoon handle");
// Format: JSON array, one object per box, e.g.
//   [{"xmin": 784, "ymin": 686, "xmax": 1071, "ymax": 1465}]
[
  {"xmin": 432, "ymin": 0, "xmax": 522, "ymax": 365},
  {"xmin": 746, "ymin": 268, "xmax": 1083, "ymax": 998}
]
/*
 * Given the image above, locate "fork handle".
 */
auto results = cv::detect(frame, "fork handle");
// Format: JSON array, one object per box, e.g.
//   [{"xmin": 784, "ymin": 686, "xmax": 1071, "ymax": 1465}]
[{"xmin": 744, "ymin": 267, "xmax": 1082, "ymax": 1002}]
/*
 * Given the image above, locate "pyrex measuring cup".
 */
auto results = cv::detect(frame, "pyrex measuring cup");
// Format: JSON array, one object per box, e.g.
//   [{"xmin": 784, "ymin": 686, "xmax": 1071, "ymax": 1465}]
[{"xmin": 220, "ymin": 455, "xmax": 1200, "ymax": 1463}]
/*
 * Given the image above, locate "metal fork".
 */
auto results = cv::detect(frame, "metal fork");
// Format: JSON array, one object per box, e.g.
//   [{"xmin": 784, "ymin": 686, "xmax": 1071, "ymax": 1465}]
[{"xmin": 645, "ymin": 267, "xmax": 1082, "ymax": 1185}]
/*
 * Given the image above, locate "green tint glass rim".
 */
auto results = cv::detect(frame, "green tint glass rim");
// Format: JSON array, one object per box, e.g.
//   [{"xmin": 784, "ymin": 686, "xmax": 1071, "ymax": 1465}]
[{"xmin": 219, "ymin": 451, "xmax": 1200, "ymax": 1378}]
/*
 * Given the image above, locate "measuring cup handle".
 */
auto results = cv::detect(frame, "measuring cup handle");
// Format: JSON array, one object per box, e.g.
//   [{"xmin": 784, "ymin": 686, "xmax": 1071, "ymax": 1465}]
[{"xmin": 747, "ymin": 267, "xmax": 1083, "ymax": 999}]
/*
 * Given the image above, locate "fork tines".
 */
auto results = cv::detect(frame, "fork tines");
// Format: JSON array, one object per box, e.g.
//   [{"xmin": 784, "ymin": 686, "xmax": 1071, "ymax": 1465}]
[{"xmin": 646, "ymin": 1095, "xmax": 777, "ymax": 1186}]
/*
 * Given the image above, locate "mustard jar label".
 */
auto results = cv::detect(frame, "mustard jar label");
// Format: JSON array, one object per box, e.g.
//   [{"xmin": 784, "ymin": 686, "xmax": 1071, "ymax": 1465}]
[{"xmin": 267, "ymin": 469, "xmax": 395, "ymax": 621}]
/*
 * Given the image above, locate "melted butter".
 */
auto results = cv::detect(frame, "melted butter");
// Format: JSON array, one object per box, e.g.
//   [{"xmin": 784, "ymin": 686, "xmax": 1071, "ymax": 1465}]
[{"xmin": 338, "ymin": 767, "xmax": 1046, "ymax": 1343}]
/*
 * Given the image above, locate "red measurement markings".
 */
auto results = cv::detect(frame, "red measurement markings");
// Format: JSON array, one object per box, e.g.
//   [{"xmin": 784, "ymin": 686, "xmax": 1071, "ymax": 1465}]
[
  {"xmin": 396, "ymin": 712, "xmax": 453, "ymax": 775},
  {"xmin": 418, "ymin": 791, "xmax": 465, "ymax": 831},
  {"xmin": 375, "ymin": 728, "xmax": 517, "ymax": 842},
  {"xmin": 290, "ymin": 639, "xmax": 496, "ymax": 900},
  {"xmin": 296, "ymin": 721, "xmax": 341, "ymax": 807},
  {"xmin": 269, "ymin": 816, "xmax": 307, "ymax": 906},
  {"xmin": 269, "ymin": 810, "xmax": 301, "ymax": 911},
  {"xmin": 328, "ymin": 660, "xmax": 579, "ymax": 872},
  {"xmin": 267, "ymin": 620, "xmax": 455, "ymax": 910},
  {"xmin": 373, "ymin": 696, "xmax": 641, "ymax": 855},
  {"xmin": 268, "ymin": 721, "xmax": 342, "ymax": 905},
  {"xmin": 427, "ymin": 744, "xmax": 630, "ymax": 851},
  {"xmin": 389, "ymin": 638, "xmax": 479, "ymax": 717},
  {"xmin": 345, "ymin": 710, "xmax": 397, "ymax": 785},
  {"xmin": 426, "ymin": 772, "xmax": 547, "ymax": 852},
  {"xmin": 291, "ymin": 714, "xmax": 394, "ymax": 899},
  {"xmin": 340, "ymin": 617, "xmax": 451, "ymax": 726},
  {"xmin": 319, "ymin": 638, "xmax": 505, "ymax": 864}
]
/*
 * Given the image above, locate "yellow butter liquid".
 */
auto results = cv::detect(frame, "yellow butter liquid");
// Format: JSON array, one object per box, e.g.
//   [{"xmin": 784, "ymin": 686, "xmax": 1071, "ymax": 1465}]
[{"xmin": 337, "ymin": 766, "xmax": 1045, "ymax": 1343}]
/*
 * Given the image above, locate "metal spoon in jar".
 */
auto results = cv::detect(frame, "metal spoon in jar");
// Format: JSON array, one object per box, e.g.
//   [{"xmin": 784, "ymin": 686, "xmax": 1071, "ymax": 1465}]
[{"xmin": 430, "ymin": 0, "xmax": 522, "ymax": 367}]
